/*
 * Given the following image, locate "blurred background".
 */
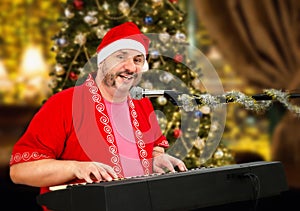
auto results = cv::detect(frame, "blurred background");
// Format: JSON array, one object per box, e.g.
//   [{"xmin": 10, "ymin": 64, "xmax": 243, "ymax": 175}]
[{"xmin": 0, "ymin": 0, "xmax": 299, "ymax": 210}]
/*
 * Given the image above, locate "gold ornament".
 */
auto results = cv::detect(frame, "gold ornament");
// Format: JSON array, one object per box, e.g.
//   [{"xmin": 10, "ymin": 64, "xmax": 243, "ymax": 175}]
[
  {"xmin": 64, "ymin": 8, "xmax": 75, "ymax": 19},
  {"xmin": 152, "ymin": 0, "xmax": 163, "ymax": 7},
  {"xmin": 157, "ymin": 96, "xmax": 167, "ymax": 105},
  {"xmin": 54, "ymin": 64, "xmax": 65, "ymax": 76},
  {"xmin": 194, "ymin": 137, "xmax": 205, "ymax": 150},
  {"xmin": 74, "ymin": 32, "xmax": 87, "ymax": 46},
  {"xmin": 102, "ymin": 1, "xmax": 109, "ymax": 11},
  {"xmin": 174, "ymin": 32, "xmax": 186, "ymax": 43},
  {"xmin": 84, "ymin": 15, "xmax": 98, "ymax": 25},
  {"xmin": 213, "ymin": 148, "xmax": 224, "ymax": 159},
  {"xmin": 118, "ymin": 0, "xmax": 130, "ymax": 15}
]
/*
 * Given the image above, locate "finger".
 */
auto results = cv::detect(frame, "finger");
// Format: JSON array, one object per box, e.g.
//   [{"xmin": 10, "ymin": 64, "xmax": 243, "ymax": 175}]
[
  {"xmin": 162, "ymin": 160, "xmax": 176, "ymax": 173},
  {"xmin": 96, "ymin": 166, "xmax": 114, "ymax": 181},
  {"xmin": 89, "ymin": 169, "xmax": 102, "ymax": 182},
  {"xmin": 153, "ymin": 166, "xmax": 165, "ymax": 174},
  {"xmin": 102, "ymin": 165, "xmax": 118, "ymax": 179},
  {"xmin": 176, "ymin": 162, "xmax": 187, "ymax": 171},
  {"xmin": 93, "ymin": 162, "xmax": 116, "ymax": 180},
  {"xmin": 168, "ymin": 156, "xmax": 187, "ymax": 172},
  {"xmin": 83, "ymin": 173, "xmax": 94, "ymax": 183}
]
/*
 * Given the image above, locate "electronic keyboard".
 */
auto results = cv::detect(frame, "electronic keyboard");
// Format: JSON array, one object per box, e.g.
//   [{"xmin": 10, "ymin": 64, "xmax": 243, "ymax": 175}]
[{"xmin": 37, "ymin": 161, "xmax": 288, "ymax": 211}]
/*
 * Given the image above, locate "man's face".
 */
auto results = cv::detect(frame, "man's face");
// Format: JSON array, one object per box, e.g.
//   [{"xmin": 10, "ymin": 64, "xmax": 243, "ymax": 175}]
[{"xmin": 99, "ymin": 49, "xmax": 145, "ymax": 91}]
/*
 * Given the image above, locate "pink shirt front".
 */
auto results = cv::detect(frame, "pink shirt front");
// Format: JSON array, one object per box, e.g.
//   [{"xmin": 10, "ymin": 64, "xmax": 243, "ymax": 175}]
[{"xmin": 104, "ymin": 99, "xmax": 144, "ymax": 177}]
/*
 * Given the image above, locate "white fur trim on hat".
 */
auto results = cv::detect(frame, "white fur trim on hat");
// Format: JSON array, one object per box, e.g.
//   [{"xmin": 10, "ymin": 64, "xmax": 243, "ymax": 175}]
[{"xmin": 97, "ymin": 39, "xmax": 146, "ymax": 64}]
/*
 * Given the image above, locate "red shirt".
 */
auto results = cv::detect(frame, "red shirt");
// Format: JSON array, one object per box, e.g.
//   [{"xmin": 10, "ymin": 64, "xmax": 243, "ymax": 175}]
[{"xmin": 10, "ymin": 73, "xmax": 169, "ymax": 195}]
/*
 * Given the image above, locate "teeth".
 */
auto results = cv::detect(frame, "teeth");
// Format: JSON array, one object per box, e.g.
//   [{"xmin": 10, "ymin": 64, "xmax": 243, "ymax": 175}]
[
  {"xmin": 125, "ymin": 76, "xmax": 133, "ymax": 79},
  {"xmin": 119, "ymin": 74, "xmax": 135, "ymax": 80}
]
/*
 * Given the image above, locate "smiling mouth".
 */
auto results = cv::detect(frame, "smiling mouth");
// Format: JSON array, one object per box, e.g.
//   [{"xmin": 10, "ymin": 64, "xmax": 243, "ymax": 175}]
[{"xmin": 118, "ymin": 73, "xmax": 137, "ymax": 80}]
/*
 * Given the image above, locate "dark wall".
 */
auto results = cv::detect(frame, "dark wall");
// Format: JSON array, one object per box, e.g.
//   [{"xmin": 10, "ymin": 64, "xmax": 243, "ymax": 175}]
[{"xmin": 0, "ymin": 105, "xmax": 42, "ymax": 210}]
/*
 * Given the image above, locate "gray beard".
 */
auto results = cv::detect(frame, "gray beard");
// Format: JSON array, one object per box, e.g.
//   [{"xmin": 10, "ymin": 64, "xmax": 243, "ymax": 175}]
[
  {"xmin": 103, "ymin": 73, "xmax": 116, "ymax": 87},
  {"xmin": 100, "ymin": 61, "xmax": 142, "ymax": 88}
]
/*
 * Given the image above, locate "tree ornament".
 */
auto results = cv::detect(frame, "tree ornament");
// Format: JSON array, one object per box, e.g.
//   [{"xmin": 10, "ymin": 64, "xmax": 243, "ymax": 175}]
[
  {"xmin": 51, "ymin": 45, "xmax": 59, "ymax": 53},
  {"xmin": 102, "ymin": 1, "xmax": 109, "ymax": 11},
  {"xmin": 151, "ymin": 0, "xmax": 163, "ymax": 7},
  {"xmin": 118, "ymin": 0, "xmax": 130, "ymax": 15},
  {"xmin": 174, "ymin": 32, "xmax": 186, "ymax": 43},
  {"xmin": 73, "ymin": 0, "xmax": 84, "ymax": 10},
  {"xmin": 194, "ymin": 137, "xmax": 205, "ymax": 150},
  {"xmin": 194, "ymin": 110, "xmax": 203, "ymax": 118},
  {"xmin": 141, "ymin": 26, "xmax": 149, "ymax": 33},
  {"xmin": 174, "ymin": 53, "xmax": 183, "ymax": 63},
  {"xmin": 74, "ymin": 32, "xmax": 86, "ymax": 46},
  {"xmin": 191, "ymin": 78, "xmax": 202, "ymax": 89},
  {"xmin": 95, "ymin": 25, "xmax": 108, "ymax": 39},
  {"xmin": 69, "ymin": 71, "xmax": 78, "ymax": 81},
  {"xmin": 54, "ymin": 64, "xmax": 65, "ymax": 76},
  {"xmin": 64, "ymin": 8, "xmax": 75, "ymax": 19},
  {"xmin": 149, "ymin": 49, "xmax": 159, "ymax": 59},
  {"xmin": 55, "ymin": 37, "xmax": 68, "ymax": 47},
  {"xmin": 157, "ymin": 96, "xmax": 167, "ymax": 105},
  {"xmin": 213, "ymin": 148, "xmax": 224, "ymax": 159},
  {"xmin": 144, "ymin": 16, "xmax": 154, "ymax": 25},
  {"xmin": 169, "ymin": 0, "xmax": 178, "ymax": 3},
  {"xmin": 84, "ymin": 15, "xmax": 98, "ymax": 25},
  {"xmin": 48, "ymin": 77, "xmax": 58, "ymax": 89},
  {"xmin": 173, "ymin": 128, "xmax": 182, "ymax": 138}
]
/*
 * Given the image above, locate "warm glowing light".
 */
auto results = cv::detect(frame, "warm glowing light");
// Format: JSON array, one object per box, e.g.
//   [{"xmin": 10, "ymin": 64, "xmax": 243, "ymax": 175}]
[
  {"xmin": 20, "ymin": 45, "xmax": 48, "ymax": 77},
  {"xmin": 0, "ymin": 60, "xmax": 14, "ymax": 94},
  {"xmin": 0, "ymin": 60, "xmax": 8, "ymax": 79}
]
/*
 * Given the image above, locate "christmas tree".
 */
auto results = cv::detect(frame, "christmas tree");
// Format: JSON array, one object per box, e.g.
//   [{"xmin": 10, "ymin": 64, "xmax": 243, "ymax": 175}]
[{"xmin": 49, "ymin": 0, "xmax": 235, "ymax": 169}]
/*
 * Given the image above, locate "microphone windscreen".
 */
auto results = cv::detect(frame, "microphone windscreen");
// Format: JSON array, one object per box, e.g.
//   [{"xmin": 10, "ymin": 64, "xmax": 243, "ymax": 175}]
[{"xmin": 129, "ymin": 86, "xmax": 143, "ymax": 100}]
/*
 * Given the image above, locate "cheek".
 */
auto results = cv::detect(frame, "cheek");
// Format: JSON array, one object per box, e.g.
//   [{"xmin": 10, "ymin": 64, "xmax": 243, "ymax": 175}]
[{"xmin": 103, "ymin": 74, "xmax": 116, "ymax": 86}]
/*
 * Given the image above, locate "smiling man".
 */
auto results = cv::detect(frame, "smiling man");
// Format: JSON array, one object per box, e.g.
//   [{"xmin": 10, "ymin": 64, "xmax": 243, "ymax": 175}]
[{"xmin": 9, "ymin": 22, "xmax": 187, "ymax": 210}]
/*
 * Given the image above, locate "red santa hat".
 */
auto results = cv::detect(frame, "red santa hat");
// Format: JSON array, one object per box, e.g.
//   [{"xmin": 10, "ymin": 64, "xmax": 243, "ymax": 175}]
[{"xmin": 96, "ymin": 22, "xmax": 150, "ymax": 71}]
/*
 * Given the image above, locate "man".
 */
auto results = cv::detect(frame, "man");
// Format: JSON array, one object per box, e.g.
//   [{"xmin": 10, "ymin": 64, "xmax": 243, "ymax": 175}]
[{"xmin": 9, "ymin": 22, "xmax": 187, "ymax": 199}]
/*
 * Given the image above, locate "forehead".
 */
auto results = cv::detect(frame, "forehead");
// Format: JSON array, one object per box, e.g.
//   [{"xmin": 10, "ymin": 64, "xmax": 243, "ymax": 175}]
[{"xmin": 111, "ymin": 49, "xmax": 144, "ymax": 56}]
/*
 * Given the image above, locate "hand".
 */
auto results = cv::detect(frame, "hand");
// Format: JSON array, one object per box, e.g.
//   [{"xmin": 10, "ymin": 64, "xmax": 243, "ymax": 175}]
[
  {"xmin": 72, "ymin": 161, "xmax": 118, "ymax": 183},
  {"xmin": 152, "ymin": 153, "xmax": 187, "ymax": 174}
]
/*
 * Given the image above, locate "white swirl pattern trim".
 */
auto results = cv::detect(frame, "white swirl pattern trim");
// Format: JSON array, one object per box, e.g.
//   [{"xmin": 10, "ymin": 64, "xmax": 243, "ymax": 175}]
[
  {"xmin": 128, "ymin": 99, "xmax": 150, "ymax": 174},
  {"xmin": 11, "ymin": 152, "xmax": 50, "ymax": 163},
  {"xmin": 85, "ymin": 74, "xmax": 122, "ymax": 176}
]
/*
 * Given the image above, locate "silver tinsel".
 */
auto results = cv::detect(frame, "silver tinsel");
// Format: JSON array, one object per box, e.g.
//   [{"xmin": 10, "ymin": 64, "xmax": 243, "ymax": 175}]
[
  {"xmin": 179, "ymin": 89, "xmax": 300, "ymax": 116},
  {"xmin": 264, "ymin": 89, "xmax": 300, "ymax": 115}
]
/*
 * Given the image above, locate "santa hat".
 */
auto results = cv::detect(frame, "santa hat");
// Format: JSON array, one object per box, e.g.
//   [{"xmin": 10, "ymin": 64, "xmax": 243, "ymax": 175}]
[{"xmin": 96, "ymin": 22, "xmax": 150, "ymax": 71}]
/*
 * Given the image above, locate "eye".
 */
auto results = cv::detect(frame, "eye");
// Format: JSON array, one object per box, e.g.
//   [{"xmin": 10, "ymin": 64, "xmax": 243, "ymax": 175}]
[
  {"xmin": 133, "ymin": 55, "xmax": 145, "ymax": 65},
  {"xmin": 116, "ymin": 54, "xmax": 125, "ymax": 60}
]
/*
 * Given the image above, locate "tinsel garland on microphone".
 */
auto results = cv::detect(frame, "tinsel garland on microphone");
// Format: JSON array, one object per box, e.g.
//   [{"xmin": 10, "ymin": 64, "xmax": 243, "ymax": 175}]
[{"xmin": 181, "ymin": 89, "xmax": 300, "ymax": 115}]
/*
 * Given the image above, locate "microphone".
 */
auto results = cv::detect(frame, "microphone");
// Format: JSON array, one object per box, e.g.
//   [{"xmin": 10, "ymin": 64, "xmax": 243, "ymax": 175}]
[{"xmin": 129, "ymin": 86, "xmax": 181, "ymax": 100}]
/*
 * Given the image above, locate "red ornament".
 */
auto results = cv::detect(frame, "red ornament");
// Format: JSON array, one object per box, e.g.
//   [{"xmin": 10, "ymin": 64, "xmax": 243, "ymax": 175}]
[
  {"xmin": 73, "ymin": 0, "xmax": 84, "ymax": 10},
  {"xmin": 174, "ymin": 54, "xmax": 183, "ymax": 63},
  {"xmin": 173, "ymin": 128, "xmax": 182, "ymax": 138},
  {"xmin": 169, "ymin": 0, "xmax": 178, "ymax": 3},
  {"xmin": 69, "ymin": 71, "xmax": 78, "ymax": 81}
]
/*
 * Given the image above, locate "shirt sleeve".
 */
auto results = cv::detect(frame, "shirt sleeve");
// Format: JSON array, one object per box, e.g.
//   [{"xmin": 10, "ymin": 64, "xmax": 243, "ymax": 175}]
[{"xmin": 10, "ymin": 89, "xmax": 74, "ymax": 165}]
